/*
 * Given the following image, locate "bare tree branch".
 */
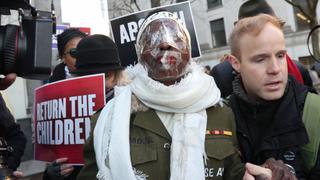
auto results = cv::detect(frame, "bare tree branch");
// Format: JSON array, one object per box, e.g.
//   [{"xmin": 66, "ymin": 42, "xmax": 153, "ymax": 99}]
[
  {"xmin": 132, "ymin": 0, "xmax": 141, "ymax": 11},
  {"xmin": 151, "ymin": 0, "xmax": 161, "ymax": 7},
  {"xmin": 284, "ymin": 0, "xmax": 313, "ymax": 21}
]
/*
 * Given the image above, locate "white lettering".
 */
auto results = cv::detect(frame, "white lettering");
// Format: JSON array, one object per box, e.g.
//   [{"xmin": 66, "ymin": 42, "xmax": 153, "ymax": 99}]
[
  {"xmin": 64, "ymin": 119, "xmax": 74, "ymax": 145},
  {"xmin": 36, "ymin": 98, "xmax": 66, "ymax": 120},
  {"xmin": 55, "ymin": 120, "xmax": 63, "ymax": 145},
  {"xmin": 69, "ymin": 96, "xmax": 77, "ymax": 117},
  {"xmin": 74, "ymin": 118, "xmax": 84, "ymax": 144},
  {"xmin": 36, "ymin": 118, "xmax": 91, "ymax": 145},
  {"xmin": 85, "ymin": 117, "xmax": 91, "ymax": 140},
  {"xmin": 127, "ymin": 21, "xmax": 138, "ymax": 41},
  {"xmin": 59, "ymin": 98, "xmax": 66, "ymax": 118},
  {"xmin": 52, "ymin": 99, "xmax": 58, "ymax": 119},
  {"xmin": 217, "ymin": 168, "xmax": 224, "ymax": 176},
  {"xmin": 37, "ymin": 122, "xmax": 41, "ymax": 144},
  {"xmin": 120, "ymin": 24, "xmax": 130, "ymax": 44},
  {"xmin": 78, "ymin": 95, "xmax": 87, "ymax": 117},
  {"xmin": 88, "ymin": 94, "xmax": 96, "ymax": 115}
]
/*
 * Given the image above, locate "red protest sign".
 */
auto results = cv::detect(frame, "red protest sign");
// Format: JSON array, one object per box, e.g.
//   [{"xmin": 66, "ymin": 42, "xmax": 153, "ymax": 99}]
[{"xmin": 34, "ymin": 74, "xmax": 105, "ymax": 165}]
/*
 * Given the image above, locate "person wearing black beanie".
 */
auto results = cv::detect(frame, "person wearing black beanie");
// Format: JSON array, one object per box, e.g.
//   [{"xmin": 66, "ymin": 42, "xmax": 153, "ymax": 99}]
[
  {"xmin": 49, "ymin": 28, "xmax": 87, "ymax": 82},
  {"xmin": 71, "ymin": 34, "xmax": 126, "ymax": 103}
]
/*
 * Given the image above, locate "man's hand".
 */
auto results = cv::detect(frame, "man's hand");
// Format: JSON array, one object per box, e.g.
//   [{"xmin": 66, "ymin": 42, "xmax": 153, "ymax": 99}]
[
  {"xmin": 243, "ymin": 163, "xmax": 272, "ymax": 180},
  {"xmin": 262, "ymin": 158, "xmax": 297, "ymax": 180},
  {"xmin": 13, "ymin": 170, "xmax": 24, "ymax": 178},
  {"xmin": 0, "ymin": 73, "xmax": 16, "ymax": 90}
]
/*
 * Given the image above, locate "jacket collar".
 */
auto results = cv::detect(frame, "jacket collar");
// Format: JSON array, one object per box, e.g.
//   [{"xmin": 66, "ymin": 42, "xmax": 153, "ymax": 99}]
[
  {"xmin": 231, "ymin": 76, "xmax": 309, "ymax": 151},
  {"xmin": 132, "ymin": 109, "xmax": 171, "ymax": 140}
]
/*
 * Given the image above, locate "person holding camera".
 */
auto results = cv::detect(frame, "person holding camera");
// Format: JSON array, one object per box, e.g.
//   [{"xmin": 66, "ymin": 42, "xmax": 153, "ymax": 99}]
[
  {"xmin": 0, "ymin": 73, "xmax": 27, "ymax": 178},
  {"xmin": 49, "ymin": 28, "xmax": 87, "ymax": 82}
]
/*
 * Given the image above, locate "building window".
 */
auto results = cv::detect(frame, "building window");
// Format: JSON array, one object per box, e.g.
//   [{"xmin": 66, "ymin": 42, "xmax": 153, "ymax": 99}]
[
  {"xmin": 207, "ymin": 0, "xmax": 222, "ymax": 9},
  {"xmin": 210, "ymin": 18, "xmax": 227, "ymax": 48},
  {"xmin": 293, "ymin": 0, "xmax": 309, "ymax": 31}
]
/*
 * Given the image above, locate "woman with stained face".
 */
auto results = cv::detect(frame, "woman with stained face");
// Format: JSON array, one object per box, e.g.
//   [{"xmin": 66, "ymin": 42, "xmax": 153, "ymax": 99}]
[
  {"xmin": 77, "ymin": 11, "xmax": 274, "ymax": 180},
  {"xmin": 136, "ymin": 16, "xmax": 191, "ymax": 85}
]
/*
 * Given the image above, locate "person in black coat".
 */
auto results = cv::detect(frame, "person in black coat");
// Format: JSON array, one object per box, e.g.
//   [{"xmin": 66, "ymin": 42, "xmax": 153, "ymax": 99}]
[{"xmin": 0, "ymin": 73, "xmax": 27, "ymax": 178}]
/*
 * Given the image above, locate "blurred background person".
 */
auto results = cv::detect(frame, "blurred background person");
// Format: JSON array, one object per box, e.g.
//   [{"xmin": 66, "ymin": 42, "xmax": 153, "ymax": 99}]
[
  {"xmin": 203, "ymin": 65, "xmax": 211, "ymax": 74},
  {"xmin": 49, "ymin": 28, "xmax": 87, "ymax": 82}
]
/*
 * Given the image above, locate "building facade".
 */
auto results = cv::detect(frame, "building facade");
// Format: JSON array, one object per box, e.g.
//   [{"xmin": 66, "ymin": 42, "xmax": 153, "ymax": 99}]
[
  {"xmin": 191, "ymin": 0, "xmax": 318, "ymax": 67},
  {"xmin": 108, "ymin": 0, "xmax": 318, "ymax": 67}
]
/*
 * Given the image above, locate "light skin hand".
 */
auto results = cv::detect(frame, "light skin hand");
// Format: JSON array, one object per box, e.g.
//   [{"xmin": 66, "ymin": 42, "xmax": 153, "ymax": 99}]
[
  {"xmin": 13, "ymin": 170, "xmax": 24, "ymax": 178},
  {"xmin": 0, "ymin": 73, "xmax": 16, "ymax": 90},
  {"xmin": 55, "ymin": 157, "xmax": 74, "ymax": 176},
  {"xmin": 243, "ymin": 163, "xmax": 272, "ymax": 180}
]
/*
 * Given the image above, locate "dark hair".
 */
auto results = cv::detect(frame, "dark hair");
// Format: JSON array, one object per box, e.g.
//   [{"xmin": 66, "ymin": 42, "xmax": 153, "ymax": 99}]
[{"xmin": 238, "ymin": 0, "xmax": 275, "ymax": 20}]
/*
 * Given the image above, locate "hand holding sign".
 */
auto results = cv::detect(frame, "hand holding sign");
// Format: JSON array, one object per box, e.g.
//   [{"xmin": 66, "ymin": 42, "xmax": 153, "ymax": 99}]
[{"xmin": 34, "ymin": 74, "xmax": 105, "ymax": 164}]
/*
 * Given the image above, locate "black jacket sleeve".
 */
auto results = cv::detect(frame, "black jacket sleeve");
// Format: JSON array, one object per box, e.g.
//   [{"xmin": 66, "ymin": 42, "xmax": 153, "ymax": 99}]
[
  {"xmin": 0, "ymin": 94, "xmax": 27, "ymax": 171},
  {"xmin": 49, "ymin": 63, "xmax": 67, "ymax": 83}
]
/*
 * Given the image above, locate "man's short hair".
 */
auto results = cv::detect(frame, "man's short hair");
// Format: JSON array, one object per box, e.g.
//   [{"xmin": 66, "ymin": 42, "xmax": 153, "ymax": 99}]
[{"xmin": 229, "ymin": 14, "xmax": 283, "ymax": 60}]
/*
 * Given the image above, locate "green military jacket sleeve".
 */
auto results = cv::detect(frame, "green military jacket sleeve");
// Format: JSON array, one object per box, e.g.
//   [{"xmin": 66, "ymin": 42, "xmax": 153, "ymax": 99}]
[{"xmin": 77, "ymin": 105, "xmax": 244, "ymax": 180}]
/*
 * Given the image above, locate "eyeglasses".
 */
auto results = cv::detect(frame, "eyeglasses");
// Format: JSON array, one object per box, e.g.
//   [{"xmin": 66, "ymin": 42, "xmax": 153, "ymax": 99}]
[{"xmin": 63, "ymin": 48, "xmax": 77, "ymax": 58}]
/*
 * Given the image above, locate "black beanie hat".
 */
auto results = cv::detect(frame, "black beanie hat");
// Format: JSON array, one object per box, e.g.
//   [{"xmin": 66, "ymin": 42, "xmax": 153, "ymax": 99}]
[
  {"xmin": 57, "ymin": 28, "xmax": 87, "ymax": 58},
  {"xmin": 71, "ymin": 34, "xmax": 124, "ymax": 75},
  {"xmin": 238, "ymin": 0, "xmax": 275, "ymax": 20}
]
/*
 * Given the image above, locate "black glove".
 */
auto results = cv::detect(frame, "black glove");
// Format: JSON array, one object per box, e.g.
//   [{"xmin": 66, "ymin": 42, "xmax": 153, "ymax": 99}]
[{"xmin": 43, "ymin": 158, "xmax": 74, "ymax": 180}]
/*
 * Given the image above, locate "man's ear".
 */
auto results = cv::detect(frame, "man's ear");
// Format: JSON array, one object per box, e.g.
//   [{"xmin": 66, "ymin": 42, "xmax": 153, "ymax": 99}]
[{"xmin": 229, "ymin": 55, "xmax": 240, "ymax": 73}]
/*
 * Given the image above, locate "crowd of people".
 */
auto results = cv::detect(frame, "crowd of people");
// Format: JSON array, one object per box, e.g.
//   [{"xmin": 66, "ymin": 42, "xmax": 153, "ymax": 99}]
[{"xmin": 2, "ymin": 0, "xmax": 320, "ymax": 180}]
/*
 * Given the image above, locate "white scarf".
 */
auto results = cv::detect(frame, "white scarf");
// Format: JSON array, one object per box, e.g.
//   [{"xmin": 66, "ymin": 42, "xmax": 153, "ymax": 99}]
[{"xmin": 94, "ymin": 63, "xmax": 221, "ymax": 180}]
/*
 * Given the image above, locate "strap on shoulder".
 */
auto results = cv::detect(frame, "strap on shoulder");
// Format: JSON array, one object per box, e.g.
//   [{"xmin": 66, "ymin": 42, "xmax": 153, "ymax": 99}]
[{"xmin": 301, "ymin": 93, "xmax": 320, "ymax": 172}]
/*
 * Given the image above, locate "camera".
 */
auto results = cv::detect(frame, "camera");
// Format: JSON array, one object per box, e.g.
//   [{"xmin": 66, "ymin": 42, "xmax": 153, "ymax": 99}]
[
  {"xmin": 0, "ymin": 0, "xmax": 53, "ymax": 79},
  {"xmin": 0, "ymin": 137, "xmax": 13, "ymax": 179}
]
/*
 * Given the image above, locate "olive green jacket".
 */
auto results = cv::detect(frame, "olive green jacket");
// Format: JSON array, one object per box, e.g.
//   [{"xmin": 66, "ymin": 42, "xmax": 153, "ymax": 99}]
[{"xmin": 77, "ymin": 105, "xmax": 244, "ymax": 180}]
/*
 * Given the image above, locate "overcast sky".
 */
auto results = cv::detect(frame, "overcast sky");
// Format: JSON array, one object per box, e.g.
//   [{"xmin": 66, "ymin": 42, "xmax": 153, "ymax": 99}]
[{"xmin": 61, "ymin": 0, "xmax": 110, "ymax": 35}]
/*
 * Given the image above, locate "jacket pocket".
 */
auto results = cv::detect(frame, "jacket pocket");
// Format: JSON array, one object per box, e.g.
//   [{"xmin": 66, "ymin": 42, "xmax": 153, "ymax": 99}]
[
  {"xmin": 205, "ymin": 137, "xmax": 236, "ymax": 160},
  {"xmin": 131, "ymin": 143, "xmax": 157, "ymax": 166}
]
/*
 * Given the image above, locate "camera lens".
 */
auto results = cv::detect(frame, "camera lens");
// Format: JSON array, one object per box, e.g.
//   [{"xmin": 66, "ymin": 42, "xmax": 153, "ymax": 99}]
[{"xmin": 0, "ymin": 25, "xmax": 27, "ymax": 75}]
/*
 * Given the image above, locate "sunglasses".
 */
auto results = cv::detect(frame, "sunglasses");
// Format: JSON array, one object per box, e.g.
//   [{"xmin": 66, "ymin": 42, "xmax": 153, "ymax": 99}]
[{"xmin": 63, "ymin": 48, "xmax": 77, "ymax": 58}]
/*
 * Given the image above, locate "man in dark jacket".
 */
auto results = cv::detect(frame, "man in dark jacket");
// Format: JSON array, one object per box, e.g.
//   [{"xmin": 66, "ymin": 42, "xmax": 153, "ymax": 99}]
[
  {"xmin": 228, "ymin": 13, "xmax": 319, "ymax": 179},
  {"xmin": 0, "ymin": 73, "xmax": 27, "ymax": 178}
]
